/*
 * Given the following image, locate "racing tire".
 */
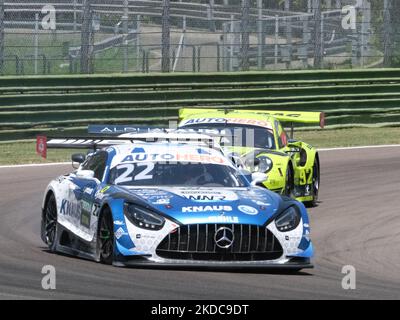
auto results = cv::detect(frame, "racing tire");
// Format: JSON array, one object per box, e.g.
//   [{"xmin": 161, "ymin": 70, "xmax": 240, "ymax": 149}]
[
  {"xmin": 282, "ymin": 163, "xmax": 294, "ymax": 198},
  {"xmin": 98, "ymin": 208, "xmax": 115, "ymax": 265},
  {"xmin": 305, "ymin": 155, "xmax": 320, "ymax": 208},
  {"xmin": 43, "ymin": 194, "xmax": 58, "ymax": 252}
]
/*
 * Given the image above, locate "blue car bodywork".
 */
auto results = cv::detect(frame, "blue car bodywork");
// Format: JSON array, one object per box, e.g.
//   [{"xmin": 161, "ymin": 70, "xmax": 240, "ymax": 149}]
[{"xmin": 41, "ymin": 141, "xmax": 313, "ymax": 269}]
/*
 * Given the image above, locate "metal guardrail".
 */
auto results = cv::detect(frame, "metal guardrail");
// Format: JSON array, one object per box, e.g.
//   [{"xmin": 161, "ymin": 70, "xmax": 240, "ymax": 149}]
[{"xmin": 1, "ymin": 69, "xmax": 400, "ymax": 141}]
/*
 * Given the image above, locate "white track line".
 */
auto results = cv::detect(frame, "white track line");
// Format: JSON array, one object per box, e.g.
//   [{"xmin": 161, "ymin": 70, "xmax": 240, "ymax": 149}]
[
  {"xmin": 1, "ymin": 144, "xmax": 400, "ymax": 169},
  {"xmin": 318, "ymin": 144, "xmax": 400, "ymax": 151},
  {"xmin": 0, "ymin": 162, "xmax": 69, "ymax": 169}
]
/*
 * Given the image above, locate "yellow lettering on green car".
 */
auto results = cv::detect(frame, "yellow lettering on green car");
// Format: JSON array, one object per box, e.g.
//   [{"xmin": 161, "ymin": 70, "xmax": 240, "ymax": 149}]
[{"xmin": 299, "ymin": 168, "xmax": 313, "ymax": 185}]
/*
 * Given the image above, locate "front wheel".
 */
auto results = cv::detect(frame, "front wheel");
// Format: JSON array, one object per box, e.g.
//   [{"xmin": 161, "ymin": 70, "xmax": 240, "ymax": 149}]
[
  {"xmin": 306, "ymin": 156, "xmax": 320, "ymax": 207},
  {"xmin": 282, "ymin": 163, "xmax": 294, "ymax": 198},
  {"xmin": 43, "ymin": 194, "xmax": 58, "ymax": 252},
  {"xmin": 98, "ymin": 208, "xmax": 115, "ymax": 265}
]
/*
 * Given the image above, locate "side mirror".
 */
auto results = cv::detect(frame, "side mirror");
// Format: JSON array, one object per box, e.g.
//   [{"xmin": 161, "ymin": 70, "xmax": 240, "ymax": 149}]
[
  {"xmin": 72, "ymin": 153, "xmax": 86, "ymax": 169},
  {"xmin": 251, "ymin": 172, "xmax": 268, "ymax": 186},
  {"xmin": 76, "ymin": 170, "xmax": 95, "ymax": 180},
  {"xmin": 72, "ymin": 153, "xmax": 86, "ymax": 164}
]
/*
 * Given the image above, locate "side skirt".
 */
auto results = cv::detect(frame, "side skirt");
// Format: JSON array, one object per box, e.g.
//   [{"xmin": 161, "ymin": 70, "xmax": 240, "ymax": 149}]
[{"xmin": 54, "ymin": 223, "xmax": 98, "ymax": 262}]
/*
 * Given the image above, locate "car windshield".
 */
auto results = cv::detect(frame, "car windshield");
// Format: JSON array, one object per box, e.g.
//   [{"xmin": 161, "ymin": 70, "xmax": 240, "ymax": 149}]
[
  {"xmin": 109, "ymin": 162, "xmax": 248, "ymax": 187},
  {"xmin": 179, "ymin": 123, "xmax": 276, "ymax": 150}
]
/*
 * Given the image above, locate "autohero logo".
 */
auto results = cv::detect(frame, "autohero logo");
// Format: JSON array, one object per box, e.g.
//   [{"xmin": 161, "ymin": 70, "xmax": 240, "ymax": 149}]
[{"xmin": 182, "ymin": 205, "xmax": 232, "ymax": 213}]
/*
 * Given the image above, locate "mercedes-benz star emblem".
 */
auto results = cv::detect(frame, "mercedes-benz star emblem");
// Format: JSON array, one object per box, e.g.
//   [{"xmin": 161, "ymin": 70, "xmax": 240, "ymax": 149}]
[{"xmin": 214, "ymin": 227, "xmax": 234, "ymax": 249}]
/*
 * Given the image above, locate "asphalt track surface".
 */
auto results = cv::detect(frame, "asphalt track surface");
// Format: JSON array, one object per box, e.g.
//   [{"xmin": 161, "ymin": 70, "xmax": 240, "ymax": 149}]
[{"xmin": 0, "ymin": 147, "xmax": 399, "ymax": 300}]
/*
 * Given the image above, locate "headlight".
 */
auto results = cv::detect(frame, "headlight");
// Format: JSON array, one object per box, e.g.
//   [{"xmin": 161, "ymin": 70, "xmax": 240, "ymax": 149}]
[
  {"xmin": 255, "ymin": 156, "xmax": 273, "ymax": 173},
  {"xmin": 124, "ymin": 203, "xmax": 165, "ymax": 230},
  {"xmin": 275, "ymin": 206, "xmax": 301, "ymax": 232}
]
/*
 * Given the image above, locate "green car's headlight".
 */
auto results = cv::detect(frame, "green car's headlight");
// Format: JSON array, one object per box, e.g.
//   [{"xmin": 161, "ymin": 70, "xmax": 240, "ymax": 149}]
[
  {"xmin": 275, "ymin": 206, "xmax": 301, "ymax": 232},
  {"xmin": 124, "ymin": 203, "xmax": 165, "ymax": 230},
  {"xmin": 255, "ymin": 156, "xmax": 273, "ymax": 173}
]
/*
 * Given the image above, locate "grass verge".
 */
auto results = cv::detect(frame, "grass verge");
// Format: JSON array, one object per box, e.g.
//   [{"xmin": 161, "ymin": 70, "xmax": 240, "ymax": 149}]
[{"xmin": 1, "ymin": 127, "xmax": 400, "ymax": 165}]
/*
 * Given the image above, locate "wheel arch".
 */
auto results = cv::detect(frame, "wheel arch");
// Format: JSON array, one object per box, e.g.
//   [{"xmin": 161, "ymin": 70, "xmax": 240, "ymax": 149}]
[
  {"xmin": 42, "ymin": 188, "xmax": 56, "ymax": 219},
  {"xmin": 41, "ymin": 189, "xmax": 57, "ymax": 245},
  {"xmin": 97, "ymin": 204, "xmax": 113, "ymax": 232}
]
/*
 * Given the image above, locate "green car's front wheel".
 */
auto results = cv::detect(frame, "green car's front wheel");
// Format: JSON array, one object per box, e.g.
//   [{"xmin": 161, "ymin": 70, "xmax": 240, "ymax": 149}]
[
  {"xmin": 283, "ymin": 163, "xmax": 294, "ymax": 198},
  {"xmin": 306, "ymin": 155, "xmax": 320, "ymax": 207}
]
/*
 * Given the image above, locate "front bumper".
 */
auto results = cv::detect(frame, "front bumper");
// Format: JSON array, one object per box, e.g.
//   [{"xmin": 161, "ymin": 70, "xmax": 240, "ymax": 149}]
[
  {"xmin": 114, "ymin": 256, "xmax": 313, "ymax": 270},
  {"xmin": 117, "ymin": 214, "xmax": 313, "ymax": 270}
]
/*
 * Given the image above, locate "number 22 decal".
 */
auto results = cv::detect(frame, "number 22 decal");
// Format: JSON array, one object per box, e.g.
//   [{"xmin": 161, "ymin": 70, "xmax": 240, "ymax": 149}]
[{"xmin": 115, "ymin": 163, "xmax": 154, "ymax": 184}]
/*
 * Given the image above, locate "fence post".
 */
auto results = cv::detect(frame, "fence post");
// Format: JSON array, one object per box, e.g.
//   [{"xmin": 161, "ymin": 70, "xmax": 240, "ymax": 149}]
[
  {"xmin": 229, "ymin": 15, "xmax": 234, "ymax": 71},
  {"xmin": 240, "ymin": 0, "xmax": 250, "ymax": 71},
  {"xmin": 274, "ymin": 15, "xmax": 279, "ymax": 67},
  {"xmin": 192, "ymin": 46, "xmax": 196, "ymax": 72},
  {"xmin": 360, "ymin": 0, "xmax": 371, "ymax": 67},
  {"xmin": 136, "ymin": 15, "xmax": 141, "ymax": 71},
  {"xmin": 383, "ymin": 0, "xmax": 393, "ymax": 67},
  {"xmin": 142, "ymin": 50, "xmax": 146, "ymax": 73},
  {"xmin": 221, "ymin": 22, "xmax": 227, "ymax": 71},
  {"xmin": 0, "ymin": 0, "xmax": 4, "ymax": 75},
  {"xmin": 197, "ymin": 46, "xmax": 201, "ymax": 72},
  {"xmin": 257, "ymin": 0, "xmax": 263, "ymax": 70},
  {"xmin": 89, "ymin": 13, "xmax": 96, "ymax": 73},
  {"xmin": 301, "ymin": 15, "xmax": 310, "ymax": 68},
  {"xmin": 34, "ymin": 13, "xmax": 39, "ymax": 75},
  {"xmin": 286, "ymin": 16, "xmax": 293, "ymax": 69},
  {"xmin": 123, "ymin": 0, "xmax": 129, "ymax": 73},
  {"xmin": 73, "ymin": 0, "xmax": 77, "ymax": 32},
  {"xmin": 161, "ymin": 0, "xmax": 170, "ymax": 72},
  {"xmin": 208, "ymin": 0, "xmax": 216, "ymax": 32},
  {"xmin": 80, "ymin": 0, "xmax": 92, "ymax": 73},
  {"xmin": 313, "ymin": 0, "xmax": 323, "ymax": 68},
  {"xmin": 216, "ymin": 43, "xmax": 220, "ymax": 72}
]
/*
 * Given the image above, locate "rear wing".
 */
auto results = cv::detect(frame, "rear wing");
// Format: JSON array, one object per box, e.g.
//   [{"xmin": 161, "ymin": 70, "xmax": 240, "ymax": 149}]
[
  {"xmin": 179, "ymin": 108, "xmax": 325, "ymax": 128},
  {"xmin": 35, "ymin": 136, "xmax": 139, "ymax": 159},
  {"xmin": 87, "ymin": 124, "xmax": 220, "ymax": 148},
  {"xmin": 36, "ymin": 131, "xmax": 220, "ymax": 159},
  {"xmin": 87, "ymin": 125, "xmax": 167, "ymax": 135}
]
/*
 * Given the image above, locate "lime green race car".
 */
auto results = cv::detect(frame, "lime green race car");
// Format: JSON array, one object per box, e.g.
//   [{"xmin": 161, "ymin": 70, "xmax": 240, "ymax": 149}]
[{"xmin": 178, "ymin": 108, "xmax": 325, "ymax": 207}]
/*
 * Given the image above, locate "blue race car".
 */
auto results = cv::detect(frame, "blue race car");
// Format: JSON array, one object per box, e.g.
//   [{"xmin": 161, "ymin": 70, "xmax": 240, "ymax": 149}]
[{"xmin": 40, "ymin": 136, "xmax": 313, "ymax": 270}]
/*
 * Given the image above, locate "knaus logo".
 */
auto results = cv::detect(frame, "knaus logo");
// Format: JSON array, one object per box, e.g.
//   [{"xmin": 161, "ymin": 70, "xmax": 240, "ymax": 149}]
[
  {"xmin": 341, "ymin": 0, "xmax": 370, "ymax": 30},
  {"xmin": 182, "ymin": 205, "xmax": 232, "ymax": 213},
  {"xmin": 41, "ymin": 5, "xmax": 56, "ymax": 30}
]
